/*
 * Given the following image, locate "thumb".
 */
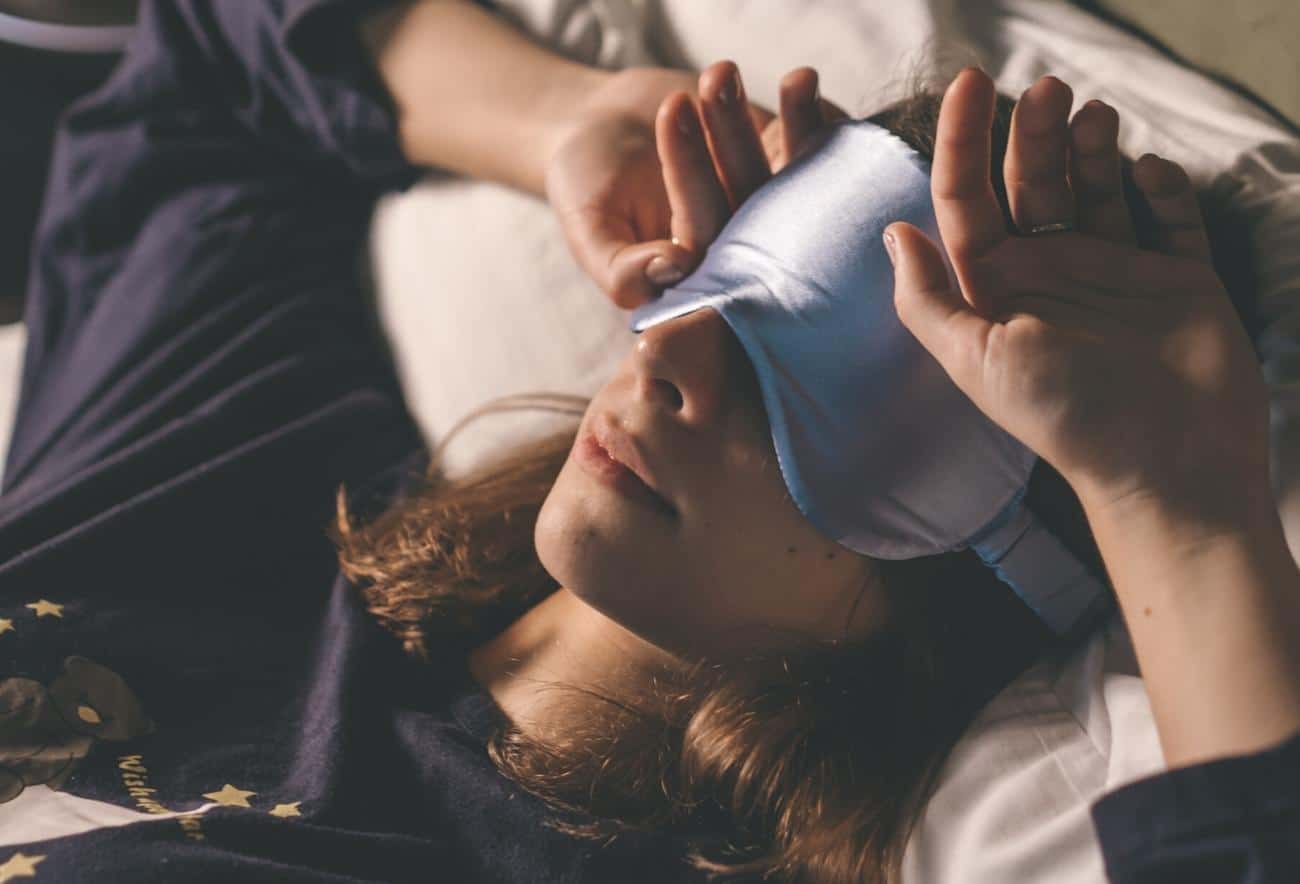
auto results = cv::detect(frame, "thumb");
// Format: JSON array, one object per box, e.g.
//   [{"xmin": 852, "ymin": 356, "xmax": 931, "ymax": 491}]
[
  {"xmin": 885, "ymin": 222, "xmax": 993, "ymax": 396},
  {"xmin": 563, "ymin": 211, "xmax": 695, "ymax": 310}
]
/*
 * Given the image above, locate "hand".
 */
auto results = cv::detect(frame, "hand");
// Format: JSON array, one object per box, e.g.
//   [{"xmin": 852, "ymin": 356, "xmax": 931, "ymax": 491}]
[
  {"xmin": 545, "ymin": 62, "xmax": 844, "ymax": 308},
  {"xmin": 756, "ymin": 67, "xmax": 849, "ymax": 174},
  {"xmin": 886, "ymin": 69, "xmax": 1269, "ymax": 522}
]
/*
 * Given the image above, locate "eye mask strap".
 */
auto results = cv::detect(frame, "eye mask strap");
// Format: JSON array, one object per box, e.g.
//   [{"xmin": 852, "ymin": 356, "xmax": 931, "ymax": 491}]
[{"xmin": 968, "ymin": 496, "xmax": 1114, "ymax": 639}]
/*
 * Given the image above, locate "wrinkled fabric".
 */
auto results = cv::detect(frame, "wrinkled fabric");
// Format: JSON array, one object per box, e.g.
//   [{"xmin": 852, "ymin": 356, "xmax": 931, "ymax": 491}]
[
  {"xmin": 0, "ymin": 1, "xmax": 712, "ymax": 881},
  {"xmin": 630, "ymin": 120, "xmax": 1109, "ymax": 637}
]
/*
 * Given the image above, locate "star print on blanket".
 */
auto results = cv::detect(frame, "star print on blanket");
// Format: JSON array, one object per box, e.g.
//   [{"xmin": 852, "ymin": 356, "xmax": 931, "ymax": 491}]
[
  {"xmin": 0, "ymin": 851, "xmax": 44, "ymax": 883},
  {"xmin": 0, "ymin": 596, "xmax": 308, "ymax": 854}
]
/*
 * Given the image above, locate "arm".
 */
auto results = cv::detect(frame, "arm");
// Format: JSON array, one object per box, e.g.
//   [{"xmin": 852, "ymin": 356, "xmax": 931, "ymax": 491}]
[
  {"xmin": 884, "ymin": 67, "xmax": 1300, "ymax": 882},
  {"xmin": 361, "ymin": 0, "xmax": 832, "ymax": 308},
  {"xmin": 360, "ymin": 0, "xmax": 691, "ymax": 307},
  {"xmin": 360, "ymin": 0, "xmax": 605, "ymax": 196},
  {"xmin": 885, "ymin": 66, "xmax": 1300, "ymax": 764},
  {"xmin": 1080, "ymin": 486, "xmax": 1300, "ymax": 883},
  {"xmin": 1080, "ymin": 484, "xmax": 1300, "ymax": 769}
]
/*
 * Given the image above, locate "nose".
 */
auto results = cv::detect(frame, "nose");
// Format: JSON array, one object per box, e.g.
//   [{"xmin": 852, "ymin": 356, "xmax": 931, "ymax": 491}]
[{"xmin": 630, "ymin": 307, "xmax": 751, "ymax": 429}]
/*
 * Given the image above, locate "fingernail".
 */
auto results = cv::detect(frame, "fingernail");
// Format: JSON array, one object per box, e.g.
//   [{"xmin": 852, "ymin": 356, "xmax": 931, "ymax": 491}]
[
  {"xmin": 882, "ymin": 229, "xmax": 897, "ymax": 266},
  {"xmin": 646, "ymin": 256, "xmax": 684, "ymax": 286}
]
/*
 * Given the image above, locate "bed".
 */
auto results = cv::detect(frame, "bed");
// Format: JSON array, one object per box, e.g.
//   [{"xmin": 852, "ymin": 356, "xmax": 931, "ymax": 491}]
[{"xmin": 0, "ymin": 1, "xmax": 1297, "ymax": 880}]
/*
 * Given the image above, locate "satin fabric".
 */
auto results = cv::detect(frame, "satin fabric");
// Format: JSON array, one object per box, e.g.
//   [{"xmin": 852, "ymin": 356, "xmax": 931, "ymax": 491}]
[{"xmin": 630, "ymin": 120, "xmax": 1109, "ymax": 637}]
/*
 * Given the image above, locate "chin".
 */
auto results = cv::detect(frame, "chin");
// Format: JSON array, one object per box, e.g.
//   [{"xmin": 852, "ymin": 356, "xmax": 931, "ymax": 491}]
[
  {"xmin": 537, "ymin": 457, "xmax": 669, "ymax": 577},
  {"xmin": 535, "ymin": 467, "xmax": 633, "ymax": 599},
  {"xmin": 534, "ymin": 465, "xmax": 691, "ymax": 651}
]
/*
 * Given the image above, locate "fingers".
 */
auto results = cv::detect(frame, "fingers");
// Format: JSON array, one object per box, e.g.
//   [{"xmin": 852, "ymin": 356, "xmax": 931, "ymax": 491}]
[
  {"xmin": 1067, "ymin": 99, "xmax": 1135, "ymax": 244},
  {"xmin": 1132, "ymin": 154, "xmax": 1212, "ymax": 262},
  {"xmin": 1004, "ymin": 76, "xmax": 1075, "ymax": 235},
  {"xmin": 778, "ymin": 67, "xmax": 823, "ymax": 169},
  {"xmin": 887, "ymin": 222, "xmax": 994, "ymax": 401},
  {"xmin": 656, "ymin": 92, "xmax": 732, "ymax": 254},
  {"xmin": 698, "ymin": 61, "xmax": 771, "ymax": 207},
  {"xmin": 931, "ymin": 67, "xmax": 1009, "ymax": 308},
  {"xmin": 566, "ymin": 211, "xmax": 696, "ymax": 309},
  {"xmin": 766, "ymin": 66, "xmax": 846, "ymax": 173}
]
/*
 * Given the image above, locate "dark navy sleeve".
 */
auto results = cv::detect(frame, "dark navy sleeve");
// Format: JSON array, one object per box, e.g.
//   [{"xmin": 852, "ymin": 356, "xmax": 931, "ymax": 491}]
[
  {"xmin": 0, "ymin": 0, "xmax": 418, "ymax": 519},
  {"xmin": 0, "ymin": 4, "xmax": 728, "ymax": 881},
  {"xmin": 1092, "ymin": 728, "xmax": 1300, "ymax": 883}
]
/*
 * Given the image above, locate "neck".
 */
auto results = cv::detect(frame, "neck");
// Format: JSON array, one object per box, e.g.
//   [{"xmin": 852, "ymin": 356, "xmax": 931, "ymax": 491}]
[
  {"xmin": 0, "ymin": 0, "xmax": 137, "ymax": 26},
  {"xmin": 467, "ymin": 588, "xmax": 682, "ymax": 738}
]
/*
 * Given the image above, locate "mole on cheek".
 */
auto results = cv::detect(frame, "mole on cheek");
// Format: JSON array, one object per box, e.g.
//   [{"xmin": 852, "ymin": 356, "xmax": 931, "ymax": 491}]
[{"xmin": 786, "ymin": 546, "xmax": 797, "ymax": 555}]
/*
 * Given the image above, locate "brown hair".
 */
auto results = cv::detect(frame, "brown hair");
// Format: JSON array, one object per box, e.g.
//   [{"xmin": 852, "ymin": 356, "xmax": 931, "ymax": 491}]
[{"xmin": 335, "ymin": 82, "xmax": 1245, "ymax": 882}]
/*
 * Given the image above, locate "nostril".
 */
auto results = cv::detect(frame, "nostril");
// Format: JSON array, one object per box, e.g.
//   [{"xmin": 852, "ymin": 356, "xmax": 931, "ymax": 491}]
[{"xmin": 653, "ymin": 379, "xmax": 684, "ymax": 411}]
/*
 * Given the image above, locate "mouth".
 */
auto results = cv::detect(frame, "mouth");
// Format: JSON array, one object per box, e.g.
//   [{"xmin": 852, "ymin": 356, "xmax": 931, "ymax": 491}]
[{"xmin": 576, "ymin": 419, "xmax": 678, "ymax": 518}]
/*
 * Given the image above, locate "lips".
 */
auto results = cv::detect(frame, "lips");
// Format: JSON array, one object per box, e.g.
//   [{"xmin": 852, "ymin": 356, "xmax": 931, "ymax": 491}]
[{"xmin": 588, "ymin": 417, "xmax": 677, "ymax": 516}]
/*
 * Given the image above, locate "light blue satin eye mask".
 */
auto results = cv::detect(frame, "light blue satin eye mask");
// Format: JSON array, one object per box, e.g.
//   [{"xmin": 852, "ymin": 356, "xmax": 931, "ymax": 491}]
[{"xmin": 629, "ymin": 119, "xmax": 1111, "ymax": 639}]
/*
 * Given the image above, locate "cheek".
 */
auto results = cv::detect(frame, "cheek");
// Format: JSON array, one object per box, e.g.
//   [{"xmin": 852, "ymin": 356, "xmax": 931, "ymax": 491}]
[{"xmin": 695, "ymin": 460, "xmax": 859, "ymax": 619}]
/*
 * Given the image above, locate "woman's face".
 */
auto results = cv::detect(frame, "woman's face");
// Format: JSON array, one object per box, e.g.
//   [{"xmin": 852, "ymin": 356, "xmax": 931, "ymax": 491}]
[{"xmin": 535, "ymin": 307, "xmax": 889, "ymax": 662}]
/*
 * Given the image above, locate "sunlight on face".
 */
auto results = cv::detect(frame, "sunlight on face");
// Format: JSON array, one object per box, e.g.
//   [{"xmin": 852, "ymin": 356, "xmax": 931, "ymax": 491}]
[{"xmin": 535, "ymin": 308, "xmax": 889, "ymax": 662}]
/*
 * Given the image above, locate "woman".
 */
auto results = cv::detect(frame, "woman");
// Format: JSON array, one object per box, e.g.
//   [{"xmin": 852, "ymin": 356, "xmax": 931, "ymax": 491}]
[
  {"xmin": 349, "ymin": 12, "xmax": 1290, "ymax": 884},
  {"xmin": 341, "ymin": 50, "xmax": 1121, "ymax": 884},
  {"xmin": 0, "ymin": 2, "xmax": 1294, "ymax": 884}
]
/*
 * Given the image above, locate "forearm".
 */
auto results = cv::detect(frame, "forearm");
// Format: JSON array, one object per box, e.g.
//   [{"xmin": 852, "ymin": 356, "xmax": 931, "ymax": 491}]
[
  {"xmin": 1081, "ymin": 481, "xmax": 1300, "ymax": 769},
  {"xmin": 361, "ymin": 0, "xmax": 609, "ymax": 195}
]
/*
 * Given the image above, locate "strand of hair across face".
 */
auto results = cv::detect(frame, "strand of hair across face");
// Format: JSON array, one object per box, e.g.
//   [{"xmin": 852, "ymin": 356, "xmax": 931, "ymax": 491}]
[{"xmin": 428, "ymin": 392, "xmax": 589, "ymax": 472}]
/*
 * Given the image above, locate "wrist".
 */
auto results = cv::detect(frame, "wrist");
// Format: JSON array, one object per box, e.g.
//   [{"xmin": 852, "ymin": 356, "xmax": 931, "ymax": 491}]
[
  {"xmin": 1084, "ymin": 488, "xmax": 1286, "ymax": 616},
  {"xmin": 1080, "ymin": 476, "xmax": 1300, "ymax": 767},
  {"xmin": 534, "ymin": 66, "xmax": 619, "ymax": 193},
  {"xmin": 1079, "ymin": 471, "xmax": 1276, "ymax": 565},
  {"xmin": 542, "ymin": 67, "xmax": 691, "ymax": 165},
  {"xmin": 1079, "ymin": 471, "xmax": 1287, "ymax": 617}
]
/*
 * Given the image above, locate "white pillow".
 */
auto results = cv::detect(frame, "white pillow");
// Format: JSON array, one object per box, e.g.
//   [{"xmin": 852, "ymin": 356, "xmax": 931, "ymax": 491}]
[
  {"xmin": 369, "ymin": 178, "xmax": 631, "ymax": 478},
  {"xmin": 0, "ymin": 323, "xmax": 26, "ymax": 478}
]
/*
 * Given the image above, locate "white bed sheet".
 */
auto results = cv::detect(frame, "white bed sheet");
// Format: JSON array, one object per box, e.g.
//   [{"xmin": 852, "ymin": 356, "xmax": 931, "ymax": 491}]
[
  {"xmin": 0, "ymin": 324, "xmax": 24, "ymax": 476},
  {"xmin": 367, "ymin": 2, "xmax": 1300, "ymax": 883}
]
